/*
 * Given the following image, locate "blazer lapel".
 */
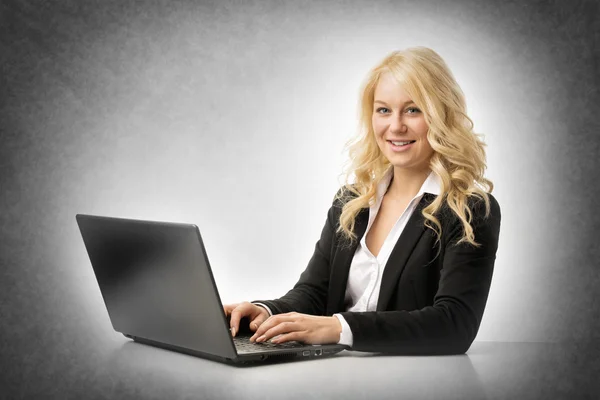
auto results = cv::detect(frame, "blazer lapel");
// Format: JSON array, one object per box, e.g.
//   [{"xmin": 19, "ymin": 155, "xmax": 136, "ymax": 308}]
[
  {"xmin": 376, "ymin": 193, "xmax": 436, "ymax": 311},
  {"xmin": 326, "ymin": 207, "xmax": 369, "ymax": 315}
]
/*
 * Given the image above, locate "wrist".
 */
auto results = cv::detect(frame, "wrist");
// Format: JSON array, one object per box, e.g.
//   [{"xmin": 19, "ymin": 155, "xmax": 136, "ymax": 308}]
[{"xmin": 332, "ymin": 316, "xmax": 342, "ymax": 341}]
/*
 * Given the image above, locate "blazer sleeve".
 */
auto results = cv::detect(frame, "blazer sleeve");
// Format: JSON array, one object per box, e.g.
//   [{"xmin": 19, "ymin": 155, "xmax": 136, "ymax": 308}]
[
  {"xmin": 251, "ymin": 189, "xmax": 341, "ymax": 316},
  {"xmin": 339, "ymin": 194, "xmax": 501, "ymax": 355}
]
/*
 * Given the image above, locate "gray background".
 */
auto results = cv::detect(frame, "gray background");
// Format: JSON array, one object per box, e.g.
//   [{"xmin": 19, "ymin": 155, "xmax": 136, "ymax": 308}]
[{"xmin": 1, "ymin": 0, "xmax": 599, "ymax": 398}]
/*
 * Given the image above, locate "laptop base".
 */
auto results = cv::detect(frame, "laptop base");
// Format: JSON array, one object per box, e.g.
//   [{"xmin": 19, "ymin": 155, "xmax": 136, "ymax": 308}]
[{"xmin": 126, "ymin": 334, "xmax": 346, "ymax": 366}]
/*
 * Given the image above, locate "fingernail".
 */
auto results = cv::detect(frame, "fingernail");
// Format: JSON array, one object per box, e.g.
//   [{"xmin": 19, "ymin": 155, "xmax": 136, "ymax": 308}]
[
  {"xmin": 231, "ymin": 327, "xmax": 236, "ymax": 337},
  {"xmin": 257, "ymin": 335, "xmax": 265, "ymax": 342}
]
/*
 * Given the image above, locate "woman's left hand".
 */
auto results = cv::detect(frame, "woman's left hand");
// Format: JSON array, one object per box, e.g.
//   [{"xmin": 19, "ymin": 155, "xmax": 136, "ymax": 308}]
[{"xmin": 249, "ymin": 312, "xmax": 342, "ymax": 345}]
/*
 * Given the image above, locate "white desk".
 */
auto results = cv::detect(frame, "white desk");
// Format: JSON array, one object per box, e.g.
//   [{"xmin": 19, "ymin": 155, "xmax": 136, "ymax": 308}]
[{"xmin": 40, "ymin": 340, "xmax": 592, "ymax": 399}]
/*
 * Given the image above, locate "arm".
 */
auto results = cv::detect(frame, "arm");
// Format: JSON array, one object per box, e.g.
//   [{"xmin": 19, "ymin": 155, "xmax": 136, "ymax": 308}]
[
  {"xmin": 251, "ymin": 190, "xmax": 341, "ymax": 316},
  {"xmin": 339, "ymin": 194, "xmax": 502, "ymax": 355}
]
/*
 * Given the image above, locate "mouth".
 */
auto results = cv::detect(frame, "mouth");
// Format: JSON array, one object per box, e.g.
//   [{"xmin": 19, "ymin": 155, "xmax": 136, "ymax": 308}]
[
  {"xmin": 387, "ymin": 140, "xmax": 416, "ymax": 146},
  {"xmin": 387, "ymin": 139, "xmax": 416, "ymax": 152}
]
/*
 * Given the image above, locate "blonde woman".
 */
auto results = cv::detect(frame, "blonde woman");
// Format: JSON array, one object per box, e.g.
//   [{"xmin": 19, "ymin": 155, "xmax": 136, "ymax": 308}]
[{"xmin": 224, "ymin": 47, "xmax": 501, "ymax": 355}]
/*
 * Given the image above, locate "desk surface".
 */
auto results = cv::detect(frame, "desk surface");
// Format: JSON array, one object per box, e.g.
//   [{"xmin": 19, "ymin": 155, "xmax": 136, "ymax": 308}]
[{"xmin": 7, "ymin": 339, "xmax": 597, "ymax": 399}]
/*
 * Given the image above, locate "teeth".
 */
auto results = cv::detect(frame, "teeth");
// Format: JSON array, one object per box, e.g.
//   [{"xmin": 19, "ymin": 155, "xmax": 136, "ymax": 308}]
[{"xmin": 391, "ymin": 141, "xmax": 413, "ymax": 146}]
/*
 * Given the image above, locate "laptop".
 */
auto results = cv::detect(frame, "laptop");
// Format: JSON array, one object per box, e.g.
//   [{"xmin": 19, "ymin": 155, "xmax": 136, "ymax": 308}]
[{"xmin": 76, "ymin": 214, "xmax": 348, "ymax": 365}]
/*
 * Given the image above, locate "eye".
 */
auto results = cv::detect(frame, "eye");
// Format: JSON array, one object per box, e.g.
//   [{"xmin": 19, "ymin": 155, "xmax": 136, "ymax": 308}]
[
  {"xmin": 406, "ymin": 107, "xmax": 421, "ymax": 114},
  {"xmin": 375, "ymin": 107, "xmax": 390, "ymax": 114}
]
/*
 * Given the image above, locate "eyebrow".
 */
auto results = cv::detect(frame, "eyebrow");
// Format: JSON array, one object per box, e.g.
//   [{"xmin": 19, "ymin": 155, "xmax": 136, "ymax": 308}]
[{"xmin": 374, "ymin": 100, "xmax": 415, "ymax": 106}]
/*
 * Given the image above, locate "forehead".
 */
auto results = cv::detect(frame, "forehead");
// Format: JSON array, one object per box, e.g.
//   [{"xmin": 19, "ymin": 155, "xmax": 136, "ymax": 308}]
[{"xmin": 373, "ymin": 71, "xmax": 412, "ymax": 103}]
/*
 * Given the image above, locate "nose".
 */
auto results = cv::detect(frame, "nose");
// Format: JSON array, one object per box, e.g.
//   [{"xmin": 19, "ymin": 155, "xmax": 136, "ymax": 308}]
[{"xmin": 389, "ymin": 113, "xmax": 407, "ymax": 134}]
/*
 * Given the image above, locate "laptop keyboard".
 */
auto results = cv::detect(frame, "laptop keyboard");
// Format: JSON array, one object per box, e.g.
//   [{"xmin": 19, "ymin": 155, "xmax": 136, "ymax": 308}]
[{"xmin": 233, "ymin": 335, "xmax": 306, "ymax": 353}]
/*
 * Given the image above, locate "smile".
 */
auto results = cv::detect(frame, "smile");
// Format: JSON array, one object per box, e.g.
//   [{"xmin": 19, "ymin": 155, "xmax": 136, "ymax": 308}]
[{"xmin": 387, "ymin": 140, "xmax": 415, "ymax": 151}]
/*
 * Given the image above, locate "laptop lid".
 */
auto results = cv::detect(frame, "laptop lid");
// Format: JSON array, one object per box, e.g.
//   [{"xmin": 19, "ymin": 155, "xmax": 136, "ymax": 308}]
[{"xmin": 76, "ymin": 214, "xmax": 237, "ymax": 360}]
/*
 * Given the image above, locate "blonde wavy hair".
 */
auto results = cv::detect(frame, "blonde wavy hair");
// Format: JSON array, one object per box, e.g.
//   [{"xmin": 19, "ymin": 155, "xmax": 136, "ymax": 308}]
[{"xmin": 335, "ymin": 46, "xmax": 493, "ymax": 250}]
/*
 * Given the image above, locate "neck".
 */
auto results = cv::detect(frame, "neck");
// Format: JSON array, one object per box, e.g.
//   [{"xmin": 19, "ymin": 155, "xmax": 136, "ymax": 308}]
[{"xmin": 385, "ymin": 166, "xmax": 431, "ymax": 200}]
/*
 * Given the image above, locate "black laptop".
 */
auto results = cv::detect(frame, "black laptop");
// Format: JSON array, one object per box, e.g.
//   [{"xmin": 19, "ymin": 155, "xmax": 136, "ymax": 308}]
[{"xmin": 76, "ymin": 214, "xmax": 348, "ymax": 365}]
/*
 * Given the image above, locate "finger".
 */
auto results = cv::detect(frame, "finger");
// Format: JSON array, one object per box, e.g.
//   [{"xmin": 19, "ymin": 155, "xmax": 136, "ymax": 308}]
[
  {"xmin": 223, "ymin": 303, "xmax": 240, "ymax": 316},
  {"xmin": 229, "ymin": 304, "xmax": 252, "ymax": 337},
  {"xmin": 250, "ymin": 316, "xmax": 276, "ymax": 342},
  {"xmin": 254, "ymin": 321, "xmax": 299, "ymax": 343},
  {"xmin": 250, "ymin": 315, "xmax": 287, "ymax": 341},
  {"xmin": 271, "ymin": 330, "xmax": 305, "ymax": 344},
  {"xmin": 249, "ymin": 313, "xmax": 268, "ymax": 332}
]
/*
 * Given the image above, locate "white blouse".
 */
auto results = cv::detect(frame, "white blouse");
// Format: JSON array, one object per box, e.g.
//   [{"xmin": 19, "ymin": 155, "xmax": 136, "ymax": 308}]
[{"xmin": 333, "ymin": 168, "xmax": 442, "ymax": 346}]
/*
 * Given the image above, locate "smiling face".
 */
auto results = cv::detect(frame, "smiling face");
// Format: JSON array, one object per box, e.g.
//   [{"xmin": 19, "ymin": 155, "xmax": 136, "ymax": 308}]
[{"xmin": 372, "ymin": 71, "xmax": 434, "ymax": 175}]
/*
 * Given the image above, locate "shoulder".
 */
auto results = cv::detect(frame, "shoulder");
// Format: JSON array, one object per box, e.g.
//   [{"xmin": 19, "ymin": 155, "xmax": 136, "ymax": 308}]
[
  {"xmin": 332, "ymin": 184, "xmax": 360, "ymax": 208},
  {"xmin": 438, "ymin": 192, "xmax": 500, "ymax": 223},
  {"xmin": 473, "ymin": 192, "xmax": 501, "ymax": 224},
  {"xmin": 437, "ymin": 192, "xmax": 501, "ymax": 249},
  {"xmin": 465, "ymin": 192, "xmax": 500, "ymax": 223}
]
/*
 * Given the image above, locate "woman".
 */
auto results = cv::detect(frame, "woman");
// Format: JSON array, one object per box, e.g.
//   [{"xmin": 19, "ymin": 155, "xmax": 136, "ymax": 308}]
[{"xmin": 224, "ymin": 46, "xmax": 501, "ymax": 355}]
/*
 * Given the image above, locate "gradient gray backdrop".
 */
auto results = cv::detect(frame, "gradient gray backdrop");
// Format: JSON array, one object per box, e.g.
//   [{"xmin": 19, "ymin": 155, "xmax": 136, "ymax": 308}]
[{"xmin": 1, "ymin": 0, "xmax": 599, "ymax": 398}]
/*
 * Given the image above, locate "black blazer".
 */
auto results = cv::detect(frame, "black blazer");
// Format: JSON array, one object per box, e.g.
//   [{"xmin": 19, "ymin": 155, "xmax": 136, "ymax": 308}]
[{"xmin": 254, "ymin": 189, "xmax": 501, "ymax": 355}]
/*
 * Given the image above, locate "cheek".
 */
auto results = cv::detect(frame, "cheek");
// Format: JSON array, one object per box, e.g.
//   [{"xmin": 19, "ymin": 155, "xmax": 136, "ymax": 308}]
[
  {"xmin": 372, "ymin": 118, "xmax": 385, "ymax": 136},
  {"xmin": 415, "ymin": 122, "xmax": 430, "ymax": 141},
  {"xmin": 421, "ymin": 137, "xmax": 434, "ymax": 157}
]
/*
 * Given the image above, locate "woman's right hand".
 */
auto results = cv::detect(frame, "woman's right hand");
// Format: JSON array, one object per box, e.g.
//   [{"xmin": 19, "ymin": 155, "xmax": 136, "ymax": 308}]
[{"xmin": 223, "ymin": 301, "xmax": 270, "ymax": 337}]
